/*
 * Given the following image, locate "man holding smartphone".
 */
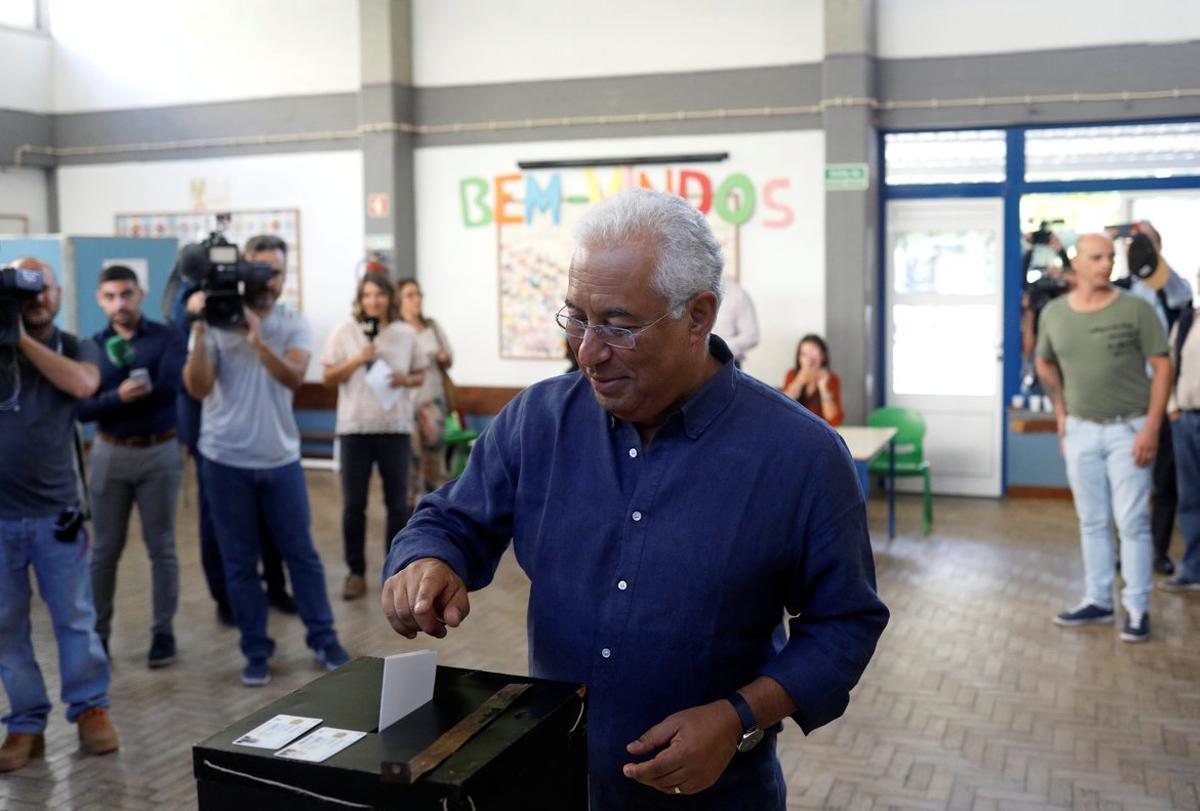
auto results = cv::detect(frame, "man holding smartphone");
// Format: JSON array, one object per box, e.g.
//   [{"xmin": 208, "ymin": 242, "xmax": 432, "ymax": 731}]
[
  {"xmin": 79, "ymin": 265, "xmax": 186, "ymax": 668},
  {"xmin": 0, "ymin": 257, "xmax": 117, "ymax": 772}
]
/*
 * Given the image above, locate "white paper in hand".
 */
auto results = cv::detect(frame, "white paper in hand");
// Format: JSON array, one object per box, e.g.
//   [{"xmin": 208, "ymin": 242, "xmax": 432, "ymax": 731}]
[
  {"xmin": 364, "ymin": 359, "xmax": 404, "ymax": 411},
  {"xmin": 378, "ymin": 649, "xmax": 437, "ymax": 732}
]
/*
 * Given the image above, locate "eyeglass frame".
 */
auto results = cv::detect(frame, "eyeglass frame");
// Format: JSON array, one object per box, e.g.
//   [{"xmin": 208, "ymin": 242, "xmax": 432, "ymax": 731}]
[{"xmin": 555, "ymin": 305, "xmax": 676, "ymax": 350}]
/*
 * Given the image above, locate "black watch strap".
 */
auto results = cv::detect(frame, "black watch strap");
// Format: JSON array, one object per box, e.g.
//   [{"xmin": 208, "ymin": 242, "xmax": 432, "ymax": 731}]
[{"xmin": 727, "ymin": 691, "xmax": 758, "ymax": 734}]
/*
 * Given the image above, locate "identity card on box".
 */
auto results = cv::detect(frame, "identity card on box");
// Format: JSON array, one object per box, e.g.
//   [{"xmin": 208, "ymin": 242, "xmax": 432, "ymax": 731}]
[
  {"xmin": 232, "ymin": 714, "xmax": 322, "ymax": 749},
  {"xmin": 274, "ymin": 727, "xmax": 367, "ymax": 763}
]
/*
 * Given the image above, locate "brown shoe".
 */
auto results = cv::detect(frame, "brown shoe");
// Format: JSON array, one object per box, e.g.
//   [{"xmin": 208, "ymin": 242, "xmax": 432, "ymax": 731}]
[
  {"xmin": 76, "ymin": 707, "xmax": 119, "ymax": 755},
  {"xmin": 0, "ymin": 733, "xmax": 45, "ymax": 772},
  {"xmin": 343, "ymin": 574, "xmax": 367, "ymax": 600}
]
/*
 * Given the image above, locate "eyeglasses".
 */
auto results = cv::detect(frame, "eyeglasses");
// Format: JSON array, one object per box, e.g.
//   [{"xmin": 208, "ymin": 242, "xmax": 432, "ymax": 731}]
[{"xmin": 555, "ymin": 306, "xmax": 673, "ymax": 350}]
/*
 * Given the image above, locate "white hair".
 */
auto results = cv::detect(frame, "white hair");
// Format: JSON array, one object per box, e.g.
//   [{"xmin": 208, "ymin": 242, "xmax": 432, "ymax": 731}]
[{"xmin": 574, "ymin": 188, "xmax": 724, "ymax": 317}]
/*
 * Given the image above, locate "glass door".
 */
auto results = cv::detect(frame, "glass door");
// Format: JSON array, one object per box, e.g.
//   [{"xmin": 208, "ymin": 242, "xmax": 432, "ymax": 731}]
[{"xmin": 885, "ymin": 198, "xmax": 1005, "ymax": 497}]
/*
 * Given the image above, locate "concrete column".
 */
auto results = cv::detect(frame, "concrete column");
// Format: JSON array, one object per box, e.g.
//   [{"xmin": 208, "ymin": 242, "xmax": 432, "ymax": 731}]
[
  {"xmin": 822, "ymin": 0, "xmax": 878, "ymax": 423},
  {"xmin": 359, "ymin": 0, "xmax": 415, "ymax": 279}
]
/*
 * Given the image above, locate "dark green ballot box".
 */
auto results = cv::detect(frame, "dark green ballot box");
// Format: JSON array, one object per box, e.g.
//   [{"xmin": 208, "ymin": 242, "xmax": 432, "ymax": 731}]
[{"xmin": 193, "ymin": 658, "xmax": 587, "ymax": 810}]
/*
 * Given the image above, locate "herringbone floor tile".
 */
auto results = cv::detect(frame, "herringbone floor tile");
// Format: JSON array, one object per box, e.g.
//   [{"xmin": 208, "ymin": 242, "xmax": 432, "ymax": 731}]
[{"xmin": 1, "ymin": 469, "xmax": 1197, "ymax": 809}]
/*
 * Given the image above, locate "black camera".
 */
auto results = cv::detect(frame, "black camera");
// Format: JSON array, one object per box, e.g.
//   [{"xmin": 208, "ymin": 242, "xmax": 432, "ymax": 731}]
[
  {"xmin": 1030, "ymin": 219, "xmax": 1064, "ymax": 246},
  {"xmin": 177, "ymin": 233, "xmax": 276, "ymax": 329},
  {"xmin": 0, "ymin": 265, "xmax": 45, "ymax": 347},
  {"xmin": 1026, "ymin": 275, "xmax": 1070, "ymax": 315}
]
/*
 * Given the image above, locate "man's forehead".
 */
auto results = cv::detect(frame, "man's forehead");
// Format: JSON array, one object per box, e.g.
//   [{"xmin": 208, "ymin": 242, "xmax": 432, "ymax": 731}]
[{"xmin": 248, "ymin": 249, "xmax": 285, "ymax": 269}]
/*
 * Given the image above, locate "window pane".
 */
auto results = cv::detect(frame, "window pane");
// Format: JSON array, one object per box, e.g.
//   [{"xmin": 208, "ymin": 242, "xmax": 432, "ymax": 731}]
[
  {"xmin": 884, "ymin": 130, "xmax": 1006, "ymax": 185},
  {"xmin": 0, "ymin": 0, "xmax": 36, "ymax": 29},
  {"xmin": 892, "ymin": 229, "xmax": 997, "ymax": 295},
  {"xmin": 892, "ymin": 304, "xmax": 997, "ymax": 396},
  {"xmin": 1025, "ymin": 123, "xmax": 1200, "ymax": 182}
]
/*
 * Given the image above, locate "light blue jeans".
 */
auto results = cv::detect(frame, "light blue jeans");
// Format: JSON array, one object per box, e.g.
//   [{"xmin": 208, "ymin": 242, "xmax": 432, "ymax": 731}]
[
  {"xmin": 1063, "ymin": 415, "xmax": 1154, "ymax": 614},
  {"xmin": 0, "ymin": 514, "xmax": 111, "ymax": 734}
]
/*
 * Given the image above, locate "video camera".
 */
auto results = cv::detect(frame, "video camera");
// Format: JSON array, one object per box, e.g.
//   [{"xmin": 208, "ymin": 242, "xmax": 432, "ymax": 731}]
[
  {"xmin": 177, "ymin": 231, "xmax": 276, "ymax": 329},
  {"xmin": 0, "ymin": 265, "xmax": 45, "ymax": 347}
]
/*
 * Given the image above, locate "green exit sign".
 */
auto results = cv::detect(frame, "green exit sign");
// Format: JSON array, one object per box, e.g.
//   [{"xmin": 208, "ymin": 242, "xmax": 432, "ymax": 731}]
[{"xmin": 824, "ymin": 163, "xmax": 870, "ymax": 191}]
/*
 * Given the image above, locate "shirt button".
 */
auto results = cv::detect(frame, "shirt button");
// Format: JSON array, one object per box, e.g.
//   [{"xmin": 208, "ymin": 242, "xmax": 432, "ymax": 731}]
[
  {"xmin": 632, "ymin": 511, "xmax": 642, "ymax": 522},
  {"xmin": 601, "ymin": 648, "xmax": 611, "ymax": 659},
  {"xmin": 628, "ymin": 448, "xmax": 638, "ymax": 458},
  {"xmin": 617, "ymin": 580, "xmax": 628, "ymax": 591}
]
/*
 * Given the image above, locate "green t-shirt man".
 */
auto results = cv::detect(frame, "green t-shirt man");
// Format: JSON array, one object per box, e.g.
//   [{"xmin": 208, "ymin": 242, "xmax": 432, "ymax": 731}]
[{"xmin": 1036, "ymin": 292, "xmax": 1168, "ymax": 421}]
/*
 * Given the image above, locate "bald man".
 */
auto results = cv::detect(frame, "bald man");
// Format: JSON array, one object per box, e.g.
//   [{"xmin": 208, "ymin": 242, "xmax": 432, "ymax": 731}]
[
  {"xmin": 0, "ymin": 258, "xmax": 118, "ymax": 772},
  {"xmin": 1035, "ymin": 234, "xmax": 1171, "ymax": 643}
]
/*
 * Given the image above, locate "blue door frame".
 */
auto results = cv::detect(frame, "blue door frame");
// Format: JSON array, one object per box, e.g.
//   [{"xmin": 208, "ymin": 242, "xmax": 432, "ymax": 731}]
[{"xmin": 877, "ymin": 117, "xmax": 1200, "ymax": 494}]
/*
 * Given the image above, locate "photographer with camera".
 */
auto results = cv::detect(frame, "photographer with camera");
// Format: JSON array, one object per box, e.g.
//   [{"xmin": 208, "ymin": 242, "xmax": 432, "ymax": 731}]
[
  {"xmin": 0, "ymin": 258, "xmax": 118, "ymax": 772},
  {"xmin": 1114, "ymin": 224, "xmax": 1193, "ymax": 576},
  {"xmin": 79, "ymin": 265, "xmax": 186, "ymax": 669},
  {"xmin": 182, "ymin": 235, "xmax": 348, "ymax": 686}
]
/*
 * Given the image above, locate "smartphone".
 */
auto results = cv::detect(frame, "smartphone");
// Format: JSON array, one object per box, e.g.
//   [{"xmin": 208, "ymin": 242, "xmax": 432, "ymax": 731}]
[
  {"xmin": 129, "ymin": 367, "xmax": 152, "ymax": 388},
  {"xmin": 1106, "ymin": 223, "xmax": 1136, "ymax": 238}
]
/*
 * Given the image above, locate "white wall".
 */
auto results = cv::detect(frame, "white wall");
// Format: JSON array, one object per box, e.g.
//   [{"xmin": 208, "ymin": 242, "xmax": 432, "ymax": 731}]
[
  {"xmin": 55, "ymin": 150, "xmax": 365, "ymax": 379},
  {"xmin": 0, "ymin": 26, "xmax": 51, "ymax": 113},
  {"xmin": 412, "ymin": 0, "xmax": 823, "ymax": 87},
  {"xmin": 48, "ymin": 0, "xmax": 361, "ymax": 113},
  {"xmin": 0, "ymin": 167, "xmax": 50, "ymax": 233},
  {"xmin": 414, "ymin": 130, "xmax": 824, "ymax": 388},
  {"xmin": 877, "ymin": 0, "xmax": 1200, "ymax": 59}
]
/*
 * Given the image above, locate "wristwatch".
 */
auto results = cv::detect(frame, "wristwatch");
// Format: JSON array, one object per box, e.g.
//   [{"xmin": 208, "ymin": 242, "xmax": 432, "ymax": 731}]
[{"xmin": 727, "ymin": 691, "xmax": 764, "ymax": 753}]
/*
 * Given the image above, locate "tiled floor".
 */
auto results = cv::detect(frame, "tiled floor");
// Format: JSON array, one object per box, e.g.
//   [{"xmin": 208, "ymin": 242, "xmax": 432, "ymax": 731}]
[{"xmin": 1, "ymin": 467, "xmax": 1198, "ymax": 809}]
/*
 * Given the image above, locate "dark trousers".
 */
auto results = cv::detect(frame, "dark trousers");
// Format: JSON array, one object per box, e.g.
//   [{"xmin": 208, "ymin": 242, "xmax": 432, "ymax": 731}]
[
  {"xmin": 1151, "ymin": 419, "xmax": 1178, "ymax": 560},
  {"xmin": 339, "ymin": 433, "xmax": 411, "ymax": 576},
  {"xmin": 1171, "ymin": 412, "xmax": 1200, "ymax": 581},
  {"xmin": 200, "ymin": 458, "xmax": 337, "ymax": 660},
  {"xmin": 194, "ymin": 452, "xmax": 289, "ymax": 608}
]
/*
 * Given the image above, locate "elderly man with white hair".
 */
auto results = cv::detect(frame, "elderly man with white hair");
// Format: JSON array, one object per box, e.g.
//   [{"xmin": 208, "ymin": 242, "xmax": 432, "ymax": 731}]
[{"xmin": 381, "ymin": 189, "xmax": 887, "ymax": 808}]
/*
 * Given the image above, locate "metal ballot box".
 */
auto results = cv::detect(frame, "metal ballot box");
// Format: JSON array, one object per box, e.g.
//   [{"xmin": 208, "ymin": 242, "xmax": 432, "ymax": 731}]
[{"xmin": 193, "ymin": 658, "xmax": 587, "ymax": 810}]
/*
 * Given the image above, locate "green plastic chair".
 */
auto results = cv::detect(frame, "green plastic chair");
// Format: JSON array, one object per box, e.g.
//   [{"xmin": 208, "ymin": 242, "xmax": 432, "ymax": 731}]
[
  {"xmin": 867, "ymin": 406, "xmax": 933, "ymax": 535},
  {"xmin": 443, "ymin": 410, "xmax": 478, "ymax": 478}
]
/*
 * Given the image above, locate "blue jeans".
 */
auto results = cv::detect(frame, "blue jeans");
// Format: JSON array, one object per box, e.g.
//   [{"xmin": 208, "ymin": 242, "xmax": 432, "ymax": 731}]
[
  {"xmin": 0, "ymin": 515, "xmax": 111, "ymax": 734},
  {"xmin": 1063, "ymin": 415, "xmax": 1154, "ymax": 613},
  {"xmin": 200, "ymin": 459, "xmax": 338, "ymax": 660},
  {"xmin": 1171, "ymin": 412, "xmax": 1200, "ymax": 581}
]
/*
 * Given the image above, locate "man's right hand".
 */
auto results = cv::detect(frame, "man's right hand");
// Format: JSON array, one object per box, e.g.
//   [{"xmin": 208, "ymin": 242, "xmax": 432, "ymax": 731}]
[
  {"xmin": 117, "ymin": 377, "xmax": 151, "ymax": 402},
  {"xmin": 185, "ymin": 290, "xmax": 206, "ymax": 316},
  {"xmin": 381, "ymin": 558, "xmax": 470, "ymax": 640}
]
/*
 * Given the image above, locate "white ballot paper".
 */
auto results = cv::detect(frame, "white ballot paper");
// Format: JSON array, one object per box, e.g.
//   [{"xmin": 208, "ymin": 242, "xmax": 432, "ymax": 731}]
[
  {"xmin": 378, "ymin": 649, "xmax": 437, "ymax": 732},
  {"xmin": 274, "ymin": 727, "xmax": 366, "ymax": 763},
  {"xmin": 233, "ymin": 714, "xmax": 322, "ymax": 749},
  {"xmin": 363, "ymin": 359, "xmax": 404, "ymax": 412}
]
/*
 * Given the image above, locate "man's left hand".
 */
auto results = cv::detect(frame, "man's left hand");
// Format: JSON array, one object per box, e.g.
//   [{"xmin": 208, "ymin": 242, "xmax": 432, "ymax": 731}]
[
  {"xmin": 622, "ymin": 700, "xmax": 741, "ymax": 796},
  {"xmin": 1132, "ymin": 424, "xmax": 1158, "ymax": 467},
  {"xmin": 242, "ymin": 306, "xmax": 264, "ymax": 349}
]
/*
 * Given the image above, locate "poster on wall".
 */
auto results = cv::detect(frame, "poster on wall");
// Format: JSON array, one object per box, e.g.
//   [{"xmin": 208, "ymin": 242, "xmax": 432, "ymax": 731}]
[
  {"xmin": 114, "ymin": 209, "xmax": 302, "ymax": 312},
  {"xmin": 485, "ymin": 171, "xmax": 741, "ymax": 360}
]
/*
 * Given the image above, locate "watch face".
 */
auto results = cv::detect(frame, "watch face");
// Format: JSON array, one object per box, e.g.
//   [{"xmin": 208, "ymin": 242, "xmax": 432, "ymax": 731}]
[{"xmin": 737, "ymin": 727, "xmax": 765, "ymax": 753}]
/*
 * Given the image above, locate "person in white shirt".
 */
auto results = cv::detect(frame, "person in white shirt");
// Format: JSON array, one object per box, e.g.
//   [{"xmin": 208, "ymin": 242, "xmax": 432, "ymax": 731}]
[
  {"xmin": 321, "ymin": 272, "xmax": 426, "ymax": 600},
  {"xmin": 712, "ymin": 276, "xmax": 759, "ymax": 368}
]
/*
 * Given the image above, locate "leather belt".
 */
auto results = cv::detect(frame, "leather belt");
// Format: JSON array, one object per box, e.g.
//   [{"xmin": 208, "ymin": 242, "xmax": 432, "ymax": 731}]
[
  {"xmin": 1072, "ymin": 413, "xmax": 1145, "ymax": 425},
  {"xmin": 97, "ymin": 429, "xmax": 177, "ymax": 448}
]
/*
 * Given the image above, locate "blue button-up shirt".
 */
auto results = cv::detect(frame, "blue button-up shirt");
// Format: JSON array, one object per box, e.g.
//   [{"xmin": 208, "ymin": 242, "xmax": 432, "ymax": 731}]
[
  {"xmin": 78, "ymin": 316, "xmax": 186, "ymax": 437},
  {"xmin": 385, "ymin": 337, "xmax": 888, "ymax": 809}
]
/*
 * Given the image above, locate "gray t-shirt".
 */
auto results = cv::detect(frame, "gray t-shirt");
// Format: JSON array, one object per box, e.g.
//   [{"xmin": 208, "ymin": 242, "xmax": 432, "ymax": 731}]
[
  {"xmin": 195, "ymin": 305, "xmax": 311, "ymax": 469},
  {"xmin": 0, "ymin": 329, "xmax": 100, "ymax": 519},
  {"xmin": 1036, "ymin": 291, "xmax": 1168, "ymax": 420}
]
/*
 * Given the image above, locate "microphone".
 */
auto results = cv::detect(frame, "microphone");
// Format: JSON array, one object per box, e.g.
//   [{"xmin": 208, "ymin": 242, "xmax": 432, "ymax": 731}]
[
  {"xmin": 360, "ymin": 317, "xmax": 379, "ymax": 370},
  {"xmin": 361, "ymin": 317, "xmax": 380, "ymax": 341}
]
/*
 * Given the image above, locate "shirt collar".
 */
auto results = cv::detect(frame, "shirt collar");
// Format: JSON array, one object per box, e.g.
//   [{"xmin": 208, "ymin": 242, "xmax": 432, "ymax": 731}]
[
  {"xmin": 603, "ymin": 334, "xmax": 737, "ymax": 439},
  {"xmin": 99, "ymin": 315, "xmax": 147, "ymax": 340}
]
